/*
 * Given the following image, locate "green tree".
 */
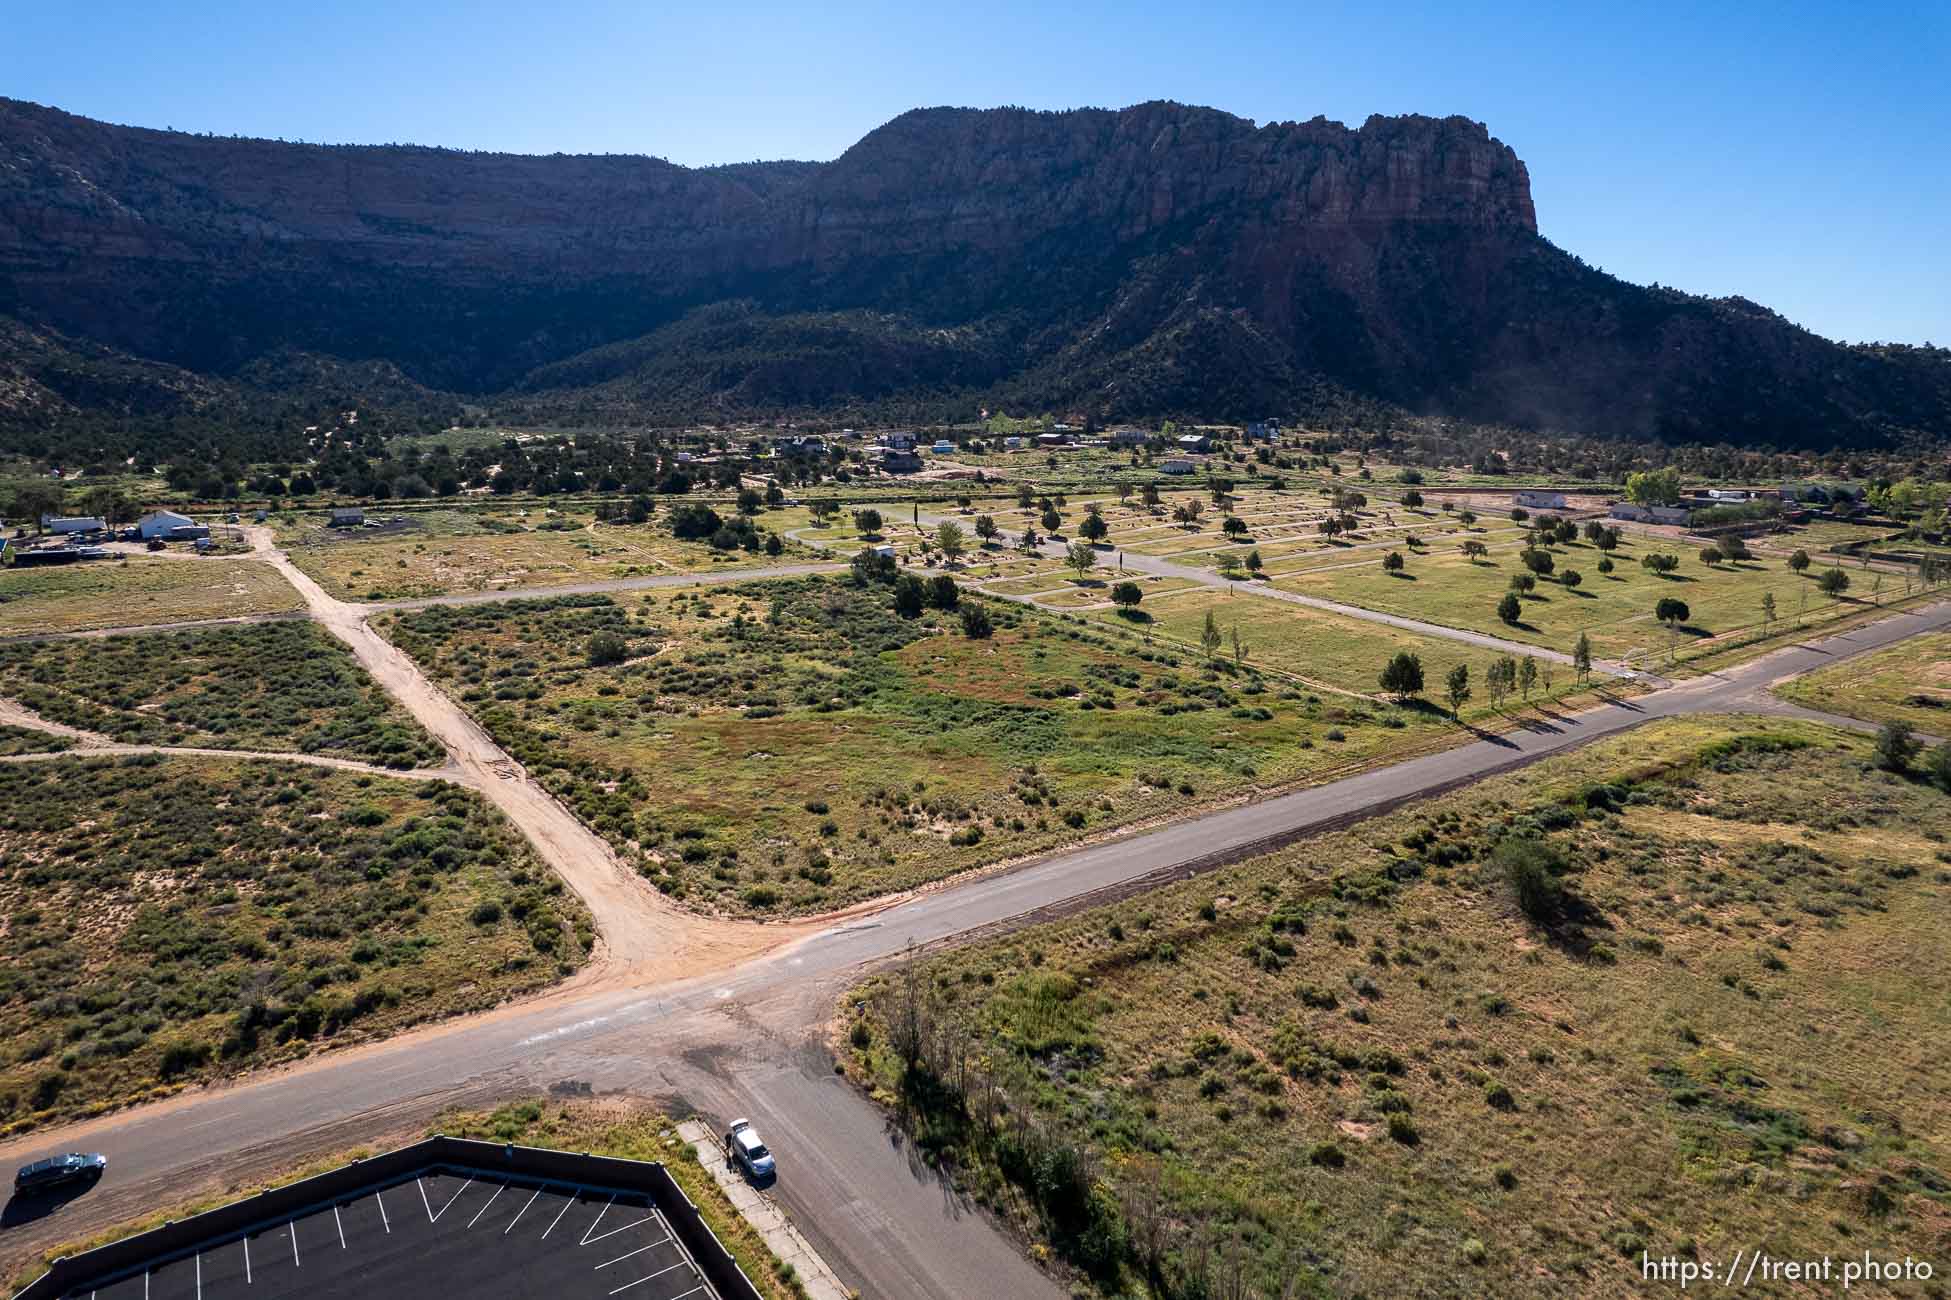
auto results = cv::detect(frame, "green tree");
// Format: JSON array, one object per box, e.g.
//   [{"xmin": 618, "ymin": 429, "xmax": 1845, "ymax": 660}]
[
  {"xmin": 893, "ymin": 575, "xmax": 927, "ymax": 618},
  {"xmin": 1519, "ymin": 656, "xmax": 1538, "ymax": 700},
  {"xmin": 959, "ymin": 604, "xmax": 993, "ymax": 639},
  {"xmin": 927, "ymin": 575, "xmax": 960, "ymax": 610},
  {"xmin": 1624, "ymin": 468, "xmax": 1683, "ymax": 506},
  {"xmin": 1497, "ymin": 592, "xmax": 1522, "ymax": 624},
  {"xmin": 1383, "ymin": 550, "xmax": 1405, "ymax": 575},
  {"xmin": 1655, "ymin": 596, "xmax": 1690, "ymax": 626},
  {"xmin": 1041, "ymin": 506, "xmax": 1063, "ymax": 533},
  {"xmin": 1200, "ymin": 610, "xmax": 1223, "ymax": 659},
  {"xmin": 1521, "ymin": 547, "xmax": 1555, "ymax": 577},
  {"xmin": 1560, "ymin": 569, "xmax": 1582, "ymax": 590},
  {"xmin": 1497, "ymin": 837, "xmax": 1567, "ymax": 922},
  {"xmin": 1244, "ymin": 549, "xmax": 1263, "ymax": 574},
  {"xmin": 852, "ymin": 508, "xmax": 883, "ymax": 537},
  {"xmin": 1078, "ymin": 509, "xmax": 1109, "ymax": 542},
  {"xmin": 1818, "ymin": 567, "xmax": 1850, "ymax": 596},
  {"xmin": 1925, "ymin": 740, "xmax": 1951, "ymax": 792},
  {"xmin": 1509, "ymin": 573, "xmax": 1536, "ymax": 594},
  {"xmin": 1066, "ymin": 542, "xmax": 1098, "ymax": 581},
  {"xmin": 6, "ymin": 481, "xmax": 63, "ymax": 532},
  {"xmin": 1110, "ymin": 581, "xmax": 1144, "ymax": 611},
  {"xmin": 1874, "ymin": 720, "xmax": 1919, "ymax": 773},
  {"xmin": 973, "ymin": 514, "xmax": 998, "ymax": 544},
  {"xmin": 1787, "ymin": 549, "xmax": 1811, "ymax": 574},
  {"xmin": 1444, "ymin": 663, "xmax": 1471, "ymax": 720},
  {"xmin": 1379, "ymin": 651, "xmax": 1425, "ymax": 702},
  {"xmin": 586, "ymin": 632, "xmax": 628, "ymax": 667},
  {"xmin": 1698, "ymin": 546, "xmax": 1723, "ymax": 567},
  {"xmin": 1597, "ymin": 556, "xmax": 1615, "ymax": 574},
  {"xmin": 1760, "ymin": 591, "xmax": 1777, "ymax": 634},
  {"xmin": 736, "ymin": 487, "xmax": 764, "ymax": 516},
  {"xmin": 934, "ymin": 520, "xmax": 967, "ymax": 563},
  {"xmin": 1222, "ymin": 516, "xmax": 1248, "ymax": 539},
  {"xmin": 1572, "ymin": 632, "xmax": 1592, "ymax": 684},
  {"xmin": 1461, "ymin": 539, "xmax": 1488, "ymax": 562}
]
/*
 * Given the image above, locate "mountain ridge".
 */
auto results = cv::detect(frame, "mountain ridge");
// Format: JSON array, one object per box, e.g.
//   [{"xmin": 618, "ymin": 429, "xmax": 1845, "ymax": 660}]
[{"xmin": 1, "ymin": 96, "xmax": 1944, "ymax": 454}]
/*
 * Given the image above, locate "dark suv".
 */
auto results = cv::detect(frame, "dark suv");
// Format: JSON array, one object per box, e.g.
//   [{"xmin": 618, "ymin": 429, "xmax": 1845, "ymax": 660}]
[{"xmin": 13, "ymin": 1153, "xmax": 106, "ymax": 1196}]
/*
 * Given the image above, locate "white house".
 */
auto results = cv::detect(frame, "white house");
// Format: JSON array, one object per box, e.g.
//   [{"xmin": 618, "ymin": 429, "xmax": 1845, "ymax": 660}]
[
  {"xmin": 1161, "ymin": 458, "xmax": 1196, "ymax": 475},
  {"xmin": 1108, "ymin": 429, "xmax": 1147, "ymax": 448},
  {"xmin": 137, "ymin": 509, "xmax": 197, "ymax": 540},
  {"xmin": 1515, "ymin": 490, "xmax": 1567, "ymax": 510},
  {"xmin": 1175, "ymin": 433, "xmax": 1213, "ymax": 454}
]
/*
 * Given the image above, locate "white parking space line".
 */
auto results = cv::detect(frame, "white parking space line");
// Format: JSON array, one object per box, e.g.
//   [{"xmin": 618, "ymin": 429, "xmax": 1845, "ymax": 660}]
[
  {"xmin": 543, "ymin": 1194, "xmax": 577, "ymax": 1239},
  {"xmin": 604, "ymin": 1257, "xmax": 690, "ymax": 1288},
  {"xmin": 334, "ymin": 1204, "xmax": 347, "ymax": 1249},
  {"xmin": 418, "ymin": 1178, "xmax": 433, "ymax": 1222},
  {"xmin": 582, "ymin": 1213, "xmax": 655, "ymax": 1246},
  {"xmin": 432, "ymin": 1178, "xmax": 474, "ymax": 1223},
  {"xmin": 289, "ymin": 1221, "xmax": 300, "ymax": 1268},
  {"xmin": 505, "ymin": 1186, "xmax": 543, "ymax": 1234},
  {"xmin": 577, "ymin": 1195, "xmax": 614, "ymax": 1245},
  {"xmin": 466, "ymin": 1183, "xmax": 504, "ymax": 1228},
  {"xmin": 592, "ymin": 1239, "xmax": 670, "ymax": 1269},
  {"xmin": 376, "ymin": 1189, "xmax": 391, "ymax": 1234},
  {"xmin": 194, "ymin": 1253, "xmax": 201, "ymax": 1300},
  {"xmin": 243, "ymin": 1236, "xmax": 251, "ymax": 1284}
]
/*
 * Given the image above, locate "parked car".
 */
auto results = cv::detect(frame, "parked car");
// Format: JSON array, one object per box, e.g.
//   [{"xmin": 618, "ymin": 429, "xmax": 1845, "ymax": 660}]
[
  {"xmin": 723, "ymin": 1119, "xmax": 775, "ymax": 1179},
  {"xmin": 146, "ymin": 538, "xmax": 166, "ymax": 551},
  {"xmin": 13, "ymin": 1153, "xmax": 106, "ymax": 1196}
]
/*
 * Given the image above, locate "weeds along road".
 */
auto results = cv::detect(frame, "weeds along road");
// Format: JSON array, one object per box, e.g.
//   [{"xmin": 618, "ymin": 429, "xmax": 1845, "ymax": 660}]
[{"xmin": 1, "ymin": 529, "xmax": 1945, "ymax": 1299}]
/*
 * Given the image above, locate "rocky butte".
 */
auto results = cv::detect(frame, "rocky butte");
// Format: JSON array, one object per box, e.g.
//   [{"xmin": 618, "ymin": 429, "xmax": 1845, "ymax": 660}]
[{"xmin": 0, "ymin": 97, "xmax": 1945, "ymax": 448}]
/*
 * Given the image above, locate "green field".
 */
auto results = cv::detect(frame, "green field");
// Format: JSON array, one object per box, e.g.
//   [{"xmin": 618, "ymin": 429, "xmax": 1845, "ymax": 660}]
[
  {"xmin": 1081, "ymin": 587, "xmax": 1563, "ymax": 708},
  {"xmin": 1274, "ymin": 534, "xmax": 1860, "ymax": 663},
  {"xmin": 0, "ymin": 622, "xmax": 445, "ymax": 767},
  {"xmin": 0, "ymin": 557, "xmax": 303, "ymax": 635},
  {"xmin": 382, "ymin": 577, "xmax": 1486, "ymax": 916},
  {"xmin": 0, "ymin": 756, "xmax": 592, "ymax": 1131},
  {"xmin": 844, "ymin": 717, "xmax": 1951, "ymax": 1298},
  {"xmin": 1776, "ymin": 629, "xmax": 1951, "ymax": 733},
  {"xmin": 280, "ymin": 503, "xmax": 809, "ymax": 601}
]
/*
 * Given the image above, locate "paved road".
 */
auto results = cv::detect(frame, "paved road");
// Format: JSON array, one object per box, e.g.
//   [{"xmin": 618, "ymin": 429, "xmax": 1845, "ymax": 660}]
[{"xmin": 4, "ymin": 599, "xmax": 1946, "ymax": 1299}]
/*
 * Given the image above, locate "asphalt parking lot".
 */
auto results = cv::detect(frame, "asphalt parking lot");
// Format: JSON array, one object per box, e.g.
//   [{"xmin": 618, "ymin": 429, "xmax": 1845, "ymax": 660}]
[{"xmin": 75, "ymin": 1172, "xmax": 715, "ymax": 1300}]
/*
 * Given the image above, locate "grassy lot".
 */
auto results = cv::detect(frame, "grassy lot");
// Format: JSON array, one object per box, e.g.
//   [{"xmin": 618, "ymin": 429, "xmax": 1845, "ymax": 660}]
[
  {"xmin": 280, "ymin": 504, "xmax": 808, "ymax": 601},
  {"xmin": 843, "ymin": 717, "xmax": 1951, "ymax": 1298},
  {"xmin": 0, "ymin": 622, "xmax": 445, "ymax": 767},
  {"xmin": 1273, "ymin": 534, "xmax": 1861, "ymax": 663},
  {"xmin": 1081, "ymin": 588, "xmax": 1551, "ymax": 707},
  {"xmin": 1772, "ymin": 520, "xmax": 1902, "ymax": 553},
  {"xmin": 1777, "ymin": 629, "xmax": 1951, "ymax": 733},
  {"xmin": 0, "ymin": 558, "xmax": 302, "ymax": 635},
  {"xmin": 0, "ymin": 727, "xmax": 73, "ymax": 756},
  {"xmin": 0, "ymin": 756, "xmax": 592, "ymax": 1132},
  {"xmin": 382, "ymin": 578, "xmax": 1484, "ymax": 917}
]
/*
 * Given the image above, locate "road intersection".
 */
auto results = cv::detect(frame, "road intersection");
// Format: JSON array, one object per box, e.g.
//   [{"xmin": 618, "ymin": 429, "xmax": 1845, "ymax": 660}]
[{"xmin": 1, "ymin": 522, "xmax": 1946, "ymax": 1299}]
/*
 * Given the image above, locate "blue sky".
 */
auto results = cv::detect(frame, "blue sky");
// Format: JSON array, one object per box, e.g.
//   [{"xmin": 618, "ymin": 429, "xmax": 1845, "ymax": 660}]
[{"xmin": 6, "ymin": 0, "xmax": 1946, "ymax": 346}]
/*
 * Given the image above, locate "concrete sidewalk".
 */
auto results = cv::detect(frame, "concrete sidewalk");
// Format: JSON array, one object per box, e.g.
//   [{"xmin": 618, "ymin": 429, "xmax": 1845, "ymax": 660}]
[{"xmin": 675, "ymin": 1119, "xmax": 853, "ymax": 1300}]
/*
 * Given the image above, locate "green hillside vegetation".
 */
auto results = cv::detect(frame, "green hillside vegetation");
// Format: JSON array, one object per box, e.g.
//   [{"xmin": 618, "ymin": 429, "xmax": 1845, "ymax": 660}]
[
  {"xmin": 843, "ymin": 717, "xmax": 1951, "ymax": 1298},
  {"xmin": 381, "ymin": 577, "xmax": 1488, "ymax": 916},
  {"xmin": 0, "ymin": 622, "xmax": 444, "ymax": 767},
  {"xmin": 0, "ymin": 727, "xmax": 72, "ymax": 757},
  {"xmin": 0, "ymin": 757, "xmax": 592, "ymax": 1131}
]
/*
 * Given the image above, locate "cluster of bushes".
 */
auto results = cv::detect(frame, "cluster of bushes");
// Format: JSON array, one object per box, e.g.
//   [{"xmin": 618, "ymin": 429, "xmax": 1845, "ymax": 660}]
[
  {"xmin": 0, "ymin": 757, "xmax": 587, "ymax": 1128},
  {"xmin": 0, "ymin": 622, "xmax": 443, "ymax": 768}
]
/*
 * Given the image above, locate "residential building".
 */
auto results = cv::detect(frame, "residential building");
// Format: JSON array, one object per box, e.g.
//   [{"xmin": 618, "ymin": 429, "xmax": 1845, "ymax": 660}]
[
  {"xmin": 330, "ymin": 507, "xmax": 366, "ymax": 527},
  {"xmin": 880, "ymin": 449, "xmax": 922, "ymax": 473},
  {"xmin": 39, "ymin": 515, "xmax": 105, "ymax": 535},
  {"xmin": 137, "ymin": 509, "xmax": 197, "ymax": 540},
  {"xmin": 1108, "ymin": 429, "xmax": 1148, "ymax": 448},
  {"xmin": 1175, "ymin": 433, "xmax": 1212, "ymax": 454},
  {"xmin": 1161, "ymin": 458, "xmax": 1196, "ymax": 475},
  {"xmin": 1515, "ymin": 490, "xmax": 1567, "ymax": 510}
]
